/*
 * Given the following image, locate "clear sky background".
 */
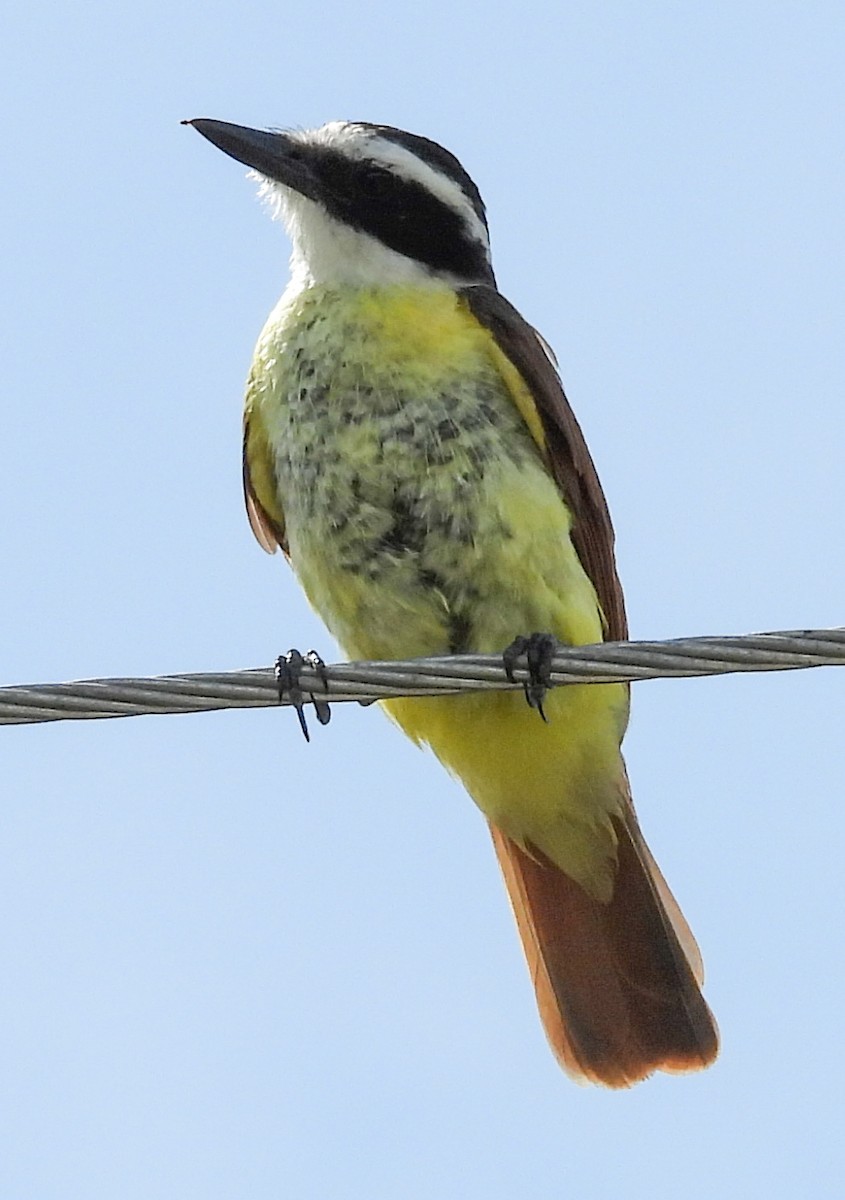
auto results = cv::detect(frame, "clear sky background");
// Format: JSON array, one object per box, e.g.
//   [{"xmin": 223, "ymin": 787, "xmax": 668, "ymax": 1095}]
[{"xmin": 2, "ymin": 3, "xmax": 844, "ymax": 1197}]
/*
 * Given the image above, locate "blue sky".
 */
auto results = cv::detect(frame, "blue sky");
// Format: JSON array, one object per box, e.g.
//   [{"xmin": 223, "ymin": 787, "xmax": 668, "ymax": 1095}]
[{"xmin": 2, "ymin": 3, "xmax": 844, "ymax": 1196}]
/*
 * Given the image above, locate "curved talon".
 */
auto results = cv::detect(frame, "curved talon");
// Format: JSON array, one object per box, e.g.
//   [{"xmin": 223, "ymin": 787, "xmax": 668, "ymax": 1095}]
[
  {"xmin": 503, "ymin": 632, "xmax": 559, "ymax": 721},
  {"xmin": 303, "ymin": 650, "xmax": 332, "ymax": 727},
  {"xmin": 275, "ymin": 648, "xmax": 332, "ymax": 741}
]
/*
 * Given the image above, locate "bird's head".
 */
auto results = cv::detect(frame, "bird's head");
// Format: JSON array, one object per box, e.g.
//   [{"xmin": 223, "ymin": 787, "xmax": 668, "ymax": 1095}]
[{"xmin": 186, "ymin": 118, "xmax": 495, "ymax": 289}]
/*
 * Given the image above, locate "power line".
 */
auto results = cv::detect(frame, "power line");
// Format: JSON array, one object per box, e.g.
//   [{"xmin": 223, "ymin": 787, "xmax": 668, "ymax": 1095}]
[{"xmin": 1, "ymin": 626, "xmax": 842, "ymax": 727}]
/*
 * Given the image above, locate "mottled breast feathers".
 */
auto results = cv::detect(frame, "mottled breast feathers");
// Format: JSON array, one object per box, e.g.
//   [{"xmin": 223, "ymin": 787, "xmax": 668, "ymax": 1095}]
[{"xmin": 242, "ymin": 283, "xmax": 625, "ymax": 645}]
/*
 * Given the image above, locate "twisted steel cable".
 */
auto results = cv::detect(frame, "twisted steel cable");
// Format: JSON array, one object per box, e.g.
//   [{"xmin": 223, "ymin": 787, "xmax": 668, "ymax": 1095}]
[{"xmin": 1, "ymin": 627, "xmax": 842, "ymax": 726}]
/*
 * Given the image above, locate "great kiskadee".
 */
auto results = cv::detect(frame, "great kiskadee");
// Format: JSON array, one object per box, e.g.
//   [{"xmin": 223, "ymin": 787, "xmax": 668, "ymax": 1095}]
[{"xmin": 187, "ymin": 116, "xmax": 719, "ymax": 1086}]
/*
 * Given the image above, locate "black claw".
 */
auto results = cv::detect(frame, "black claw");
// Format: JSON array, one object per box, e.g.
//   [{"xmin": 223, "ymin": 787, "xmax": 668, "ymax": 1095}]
[
  {"xmin": 275, "ymin": 649, "xmax": 310, "ymax": 741},
  {"xmin": 502, "ymin": 632, "xmax": 558, "ymax": 721},
  {"xmin": 503, "ymin": 636, "xmax": 530, "ymax": 684},
  {"xmin": 303, "ymin": 650, "xmax": 332, "ymax": 727},
  {"xmin": 275, "ymin": 648, "xmax": 332, "ymax": 741}
]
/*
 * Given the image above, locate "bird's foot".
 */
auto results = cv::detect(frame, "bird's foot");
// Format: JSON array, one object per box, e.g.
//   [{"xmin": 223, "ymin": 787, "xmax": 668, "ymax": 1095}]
[
  {"xmin": 503, "ymin": 632, "xmax": 559, "ymax": 722},
  {"xmin": 275, "ymin": 649, "xmax": 332, "ymax": 742}
]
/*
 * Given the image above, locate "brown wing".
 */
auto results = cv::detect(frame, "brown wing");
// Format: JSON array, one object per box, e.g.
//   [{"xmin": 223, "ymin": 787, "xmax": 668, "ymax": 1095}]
[
  {"xmin": 243, "ymin": 412, "xmax": 288, "ymax": 556},
  {"xmin": 461, "ymin": 285, "xmax": 627, "ymax": 641},
  {"xmin": 462, "ymin": 286, "xmax": 717, "ymax": 1085}
]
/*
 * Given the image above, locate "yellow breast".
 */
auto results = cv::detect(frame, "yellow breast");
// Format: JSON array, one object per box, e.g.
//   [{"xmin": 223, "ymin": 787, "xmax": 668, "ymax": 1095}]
[{"xmin": 245, "ymin": 282, "xmax": 626, "ymax": 891}]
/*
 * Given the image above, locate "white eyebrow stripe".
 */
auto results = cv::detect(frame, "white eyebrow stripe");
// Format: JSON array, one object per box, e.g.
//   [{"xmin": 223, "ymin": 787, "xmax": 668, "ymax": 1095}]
[{"xmin": 292, "ymin": 122, "xmax": 491, "ymax": 253}]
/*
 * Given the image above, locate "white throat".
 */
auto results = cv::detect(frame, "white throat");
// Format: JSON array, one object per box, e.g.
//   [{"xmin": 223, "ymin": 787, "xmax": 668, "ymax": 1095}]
[{"xmin": 256, "ymin": 177, "xmax": 475, "ymax": 291}]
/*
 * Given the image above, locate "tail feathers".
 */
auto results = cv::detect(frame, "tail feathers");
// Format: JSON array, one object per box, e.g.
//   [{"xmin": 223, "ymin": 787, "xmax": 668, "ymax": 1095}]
[{"xmin": 490, "ymin": 818, "xmax": 718, "ymax": 1087}]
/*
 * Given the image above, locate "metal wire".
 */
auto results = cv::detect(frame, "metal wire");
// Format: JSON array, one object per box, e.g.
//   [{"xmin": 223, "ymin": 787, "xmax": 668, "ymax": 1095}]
[{"xmin": 1, "ymin": 627, "xmax": 842, "ymax": 726}]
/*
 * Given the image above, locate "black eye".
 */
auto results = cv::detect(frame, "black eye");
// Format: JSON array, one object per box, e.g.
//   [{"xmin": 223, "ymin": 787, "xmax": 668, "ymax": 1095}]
[{"xmin": 361, "ymin": 166, "xmax": 398, "ymax": 198}]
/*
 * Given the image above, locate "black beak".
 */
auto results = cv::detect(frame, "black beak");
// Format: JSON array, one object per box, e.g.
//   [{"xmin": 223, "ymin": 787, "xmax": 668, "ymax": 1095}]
[{"xmin": 183, "ymin": 118, "xmax": 316, "ymax": 197}]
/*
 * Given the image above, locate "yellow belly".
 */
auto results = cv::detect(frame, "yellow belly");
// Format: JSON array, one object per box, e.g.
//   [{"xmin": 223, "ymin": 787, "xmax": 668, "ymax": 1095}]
[{"xmin": 249, "ymin": 283, "xmax": 628, "ymax": 897}]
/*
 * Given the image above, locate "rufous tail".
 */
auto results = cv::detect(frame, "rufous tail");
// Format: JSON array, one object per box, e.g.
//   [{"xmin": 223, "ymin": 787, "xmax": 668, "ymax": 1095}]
[{"xmin": 490, "ymin": 815, "xmax": 718, "ymax": 1087}]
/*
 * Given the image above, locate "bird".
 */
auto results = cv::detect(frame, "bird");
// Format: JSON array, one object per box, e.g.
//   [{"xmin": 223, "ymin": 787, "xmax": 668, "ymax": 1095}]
[{"xmin": 186, "ymin": 116, "xmax": 719, "ymax": 1086}]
